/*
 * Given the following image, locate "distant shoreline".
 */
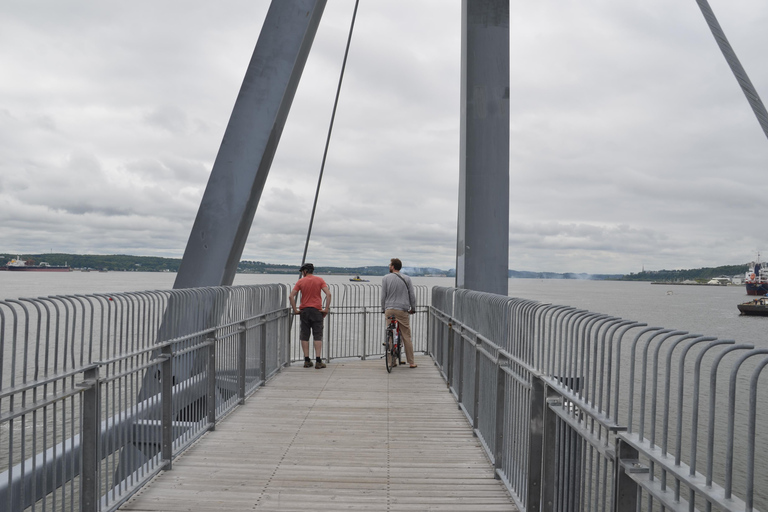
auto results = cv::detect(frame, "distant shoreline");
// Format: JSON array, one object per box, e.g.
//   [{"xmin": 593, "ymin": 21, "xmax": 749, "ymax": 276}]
[{"xmin": 650, "ymin": 281, "xmax": 730, "ymax": 286}]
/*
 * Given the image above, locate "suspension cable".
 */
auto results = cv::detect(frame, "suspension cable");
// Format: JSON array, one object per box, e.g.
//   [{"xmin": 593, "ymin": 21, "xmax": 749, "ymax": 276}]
[
  {"xmin": 300, "ymin": 0, "xmax": 360, "ymax": 268},
  {"xmin": 696, "ymin": 0, "xmax": 768, "ymax": 142}
]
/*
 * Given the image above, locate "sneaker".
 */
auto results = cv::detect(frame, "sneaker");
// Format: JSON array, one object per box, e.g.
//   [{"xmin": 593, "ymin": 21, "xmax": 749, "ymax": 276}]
[
  {"xmin": 303, "ymin": 359, "xmax": 314, "ymax": 368},
  {"xmin": 315, "ymin": 361, "xmax": 327, "ymax": 369}
]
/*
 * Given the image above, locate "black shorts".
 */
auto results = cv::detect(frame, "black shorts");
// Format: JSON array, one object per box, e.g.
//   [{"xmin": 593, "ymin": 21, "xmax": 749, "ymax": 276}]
[{"xmin": 299, "ymin": 308, "xmax": 324, "ymax": 341}]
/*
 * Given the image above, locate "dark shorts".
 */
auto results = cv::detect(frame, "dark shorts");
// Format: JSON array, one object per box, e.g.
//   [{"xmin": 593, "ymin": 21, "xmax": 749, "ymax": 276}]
[{"xmin": 299, "ymin": 308, "xmax": 324, "ymax": 341}]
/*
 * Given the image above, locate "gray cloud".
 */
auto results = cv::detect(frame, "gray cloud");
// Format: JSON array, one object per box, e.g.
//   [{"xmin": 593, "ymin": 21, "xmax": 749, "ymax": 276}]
[{"xmin": 0, "ymin": 0, "xmax": 766, "ymax": 274}]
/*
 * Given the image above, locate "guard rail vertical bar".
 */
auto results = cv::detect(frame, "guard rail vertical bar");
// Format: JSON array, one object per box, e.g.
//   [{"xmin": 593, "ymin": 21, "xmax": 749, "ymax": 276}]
[
  {"xmin": 613, "ymin": 439, "xmax": 641, "ymax": 511},
  {"xmin": 541, "ymin": 394, "xmax": 560, "ymax": 512},
  {"xmin": 260, "ymin": 322, "xmax": 268, "ymax": 384},
  {"xmin": 457, "ymin": 323, "xmax": 465, "ymax": 407},
  {"xmin": 209, "ymin": 335, "xmax": 218, "ymax": 427},
  {"xmin": 161, "ymin": 343, "xmax": 173, "ymax": 469},
  {"xmin": 447, "ymin": 323, "xmax": 455, "ymax": 389},
  {"xmin": 493, "ymin": 353, "xmax": 507, "ymax": 479},
  {"xmin": 238, "ymin": 325, "xmax": 246, "ymax": 404},
  {"xmin": 527, "ymin": 375, "xmax": 547, "ymax": 512},
  {"xmin": 472, "ymin": 334, "xmax": 481, "ymax": 431},
  {"xmin": 361, "ymin": 307, "xmax": 367, "ymax": 360},
  {"xmin": 81, "ymin": 366, "xmax": 100, "ymax": 512}
]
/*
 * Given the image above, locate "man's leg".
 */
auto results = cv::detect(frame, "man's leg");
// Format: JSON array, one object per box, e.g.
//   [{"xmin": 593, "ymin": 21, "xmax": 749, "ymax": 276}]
[
  {"xmin": 301, "ymin": 340, "xmax": 313, "ymax": 367},
  {"xmin": 312, "ymin": 312, "xmax": 326, "ymax": 369},
  {"xmin": 393, "ymin": 309, "xmax": 415, "ymax": 366},
  {"xmin": 300, "ymin": 310, "xmax": 314, "ymax": 367}
]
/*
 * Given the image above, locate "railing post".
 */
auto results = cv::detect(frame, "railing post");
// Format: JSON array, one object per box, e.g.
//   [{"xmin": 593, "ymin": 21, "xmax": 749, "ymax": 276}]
[
  {"xmin": 613, "ymin": 438, "xmax": 643, "ymax": 511},
  {"xmin": 80, "ymin": 366, "xmax": 100, "ymax": 512},
  {"xmin": 472, "ymin": 335, "xmax": 481, "ymax": 432},
  {"xmin": 540, "ymin": 393, "xmax": 560, "ymax": 512},
  {"xmin": 161, "ymin": 343, "xmax": 173, "ymax": 468},
  {"xmin": 361, "ymin": 306, "xmax": 367, "ymax": 360},
  {"xmin": 238, "ymin": 324, "xmax": 247, "ymax": 403},
  {"xmin": 526, "ymin": 375, "xmax": 547, "ymax": 511},
  {"xmin": 260, "ymin": 322, "xmax": 268, "ymax": 384},
  {"xmin": 447, "ymin": 323, "xmax": 455, "ymax": 388},
  {"xmin": 425, "ymin": 308, "xmax": 432, "ymax": 357},
  {"xmin": 286, "ymin": 312, "xmax": 293, "ymax": 366},
  {"xmin": 457, "ymin": 323, "xmax": 465, "ymax": 407},
  {"xmin": 330, "ymin": 311, "xmax": 335, "ymax": 363},
  {"xmin": 493, "ymin": 354, "xmax": 507, "ymax": 479}
]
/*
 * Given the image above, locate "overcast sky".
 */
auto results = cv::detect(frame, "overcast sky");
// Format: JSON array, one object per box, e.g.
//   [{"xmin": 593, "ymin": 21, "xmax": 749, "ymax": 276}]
[{"xmin": 1, "ymin": 1, "xmax": 767, "ymax": 274}]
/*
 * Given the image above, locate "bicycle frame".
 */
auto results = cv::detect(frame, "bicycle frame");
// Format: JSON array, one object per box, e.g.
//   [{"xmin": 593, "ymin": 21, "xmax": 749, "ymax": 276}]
[{"xmin": 385, "ymin": 315, "xmax": 402, "ymax": 372}]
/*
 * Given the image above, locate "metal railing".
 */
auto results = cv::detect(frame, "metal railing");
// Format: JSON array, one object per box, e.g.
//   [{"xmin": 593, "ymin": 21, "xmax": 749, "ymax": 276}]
[
  {"xmin": 0, "ymin": 284, "xmax": 291, "ymax": 512},
  {"xmin": 0, "ymin": 282, "xmax": 431, "ymax": 512},
  {"xmin": 288, "ymin": 283, "xmax": 431, "ymax": 361},
  {"xmin": 429, "ymin": 286, "xmax": 768, "ymax": 512}
]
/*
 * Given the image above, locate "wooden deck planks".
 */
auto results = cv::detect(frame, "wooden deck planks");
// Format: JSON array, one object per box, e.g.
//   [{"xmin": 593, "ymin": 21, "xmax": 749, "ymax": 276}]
[{"xmin": 120, "ymin": 356, "xmax": 518, "ymax": 511}]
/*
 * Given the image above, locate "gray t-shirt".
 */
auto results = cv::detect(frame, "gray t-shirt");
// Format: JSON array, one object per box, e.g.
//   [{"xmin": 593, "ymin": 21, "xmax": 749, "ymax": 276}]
[{"xmin": 381, "ymin": 272, "xmax": 416, "ymax": 312}]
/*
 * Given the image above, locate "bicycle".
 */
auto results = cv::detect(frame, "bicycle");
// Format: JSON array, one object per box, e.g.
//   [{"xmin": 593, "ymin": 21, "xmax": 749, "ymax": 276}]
[{"xmin": 384, "ymin": 315, "xmax": 403, "ymax": 373}]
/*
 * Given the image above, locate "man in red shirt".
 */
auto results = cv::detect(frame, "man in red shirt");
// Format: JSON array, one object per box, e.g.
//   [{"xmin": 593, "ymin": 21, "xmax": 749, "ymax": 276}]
[{"xmin": 289, "ymin": 263, "xmax": 332, "ymax": 369}]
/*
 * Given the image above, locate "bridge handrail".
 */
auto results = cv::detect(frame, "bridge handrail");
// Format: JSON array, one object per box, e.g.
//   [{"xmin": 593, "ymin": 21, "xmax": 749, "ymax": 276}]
[
  {"xmin": 428, "ymin": 285, "xmax": 767, "ymax": 512},
  {"xmin": 0, "ymin": 283, "xmax": 292, "ymax": 512},
  {"xmin": 0, "ymin": 281, "xmax": 429, "ymax": 512}
]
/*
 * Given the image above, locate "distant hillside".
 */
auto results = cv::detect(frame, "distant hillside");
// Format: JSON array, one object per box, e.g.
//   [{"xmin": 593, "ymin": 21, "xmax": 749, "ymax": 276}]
[
  {"xmin": 622, "ymin": 264, "xmax": 746, "ymax": 282},
  {"xmin": 0, "ymin": 254, "xmax": 447, "ymax": 276},
  {"xmin": 0, "ymin": 253, "xmax": 180, "ymax": 272},
  {"xmin": 0, "ymin": 252, "xmax": 747, "ymax": 281}
]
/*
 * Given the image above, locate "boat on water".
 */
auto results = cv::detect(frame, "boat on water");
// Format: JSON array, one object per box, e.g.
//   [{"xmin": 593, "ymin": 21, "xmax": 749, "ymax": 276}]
[
  {"xmin": 3, "ymin": 256, "xmax": 71, "ymax": 272},
  {"xmin": 349, "ymin": 275, "xmax": 369, "ymax": 282},
  {"xmin": 737, "ymin": 296, "xmax": 768, "ymax": 316},
  {"xmin": 745, "ymin": 254, "xmax": 768, "ymax": 295}
]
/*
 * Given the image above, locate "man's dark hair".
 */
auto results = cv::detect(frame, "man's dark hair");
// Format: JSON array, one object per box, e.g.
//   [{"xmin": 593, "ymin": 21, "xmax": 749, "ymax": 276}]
[
  {"xmin": 390, "ymin": 258, "xmax": 402, "ymax": 271},
  {"xmin": 300, "ymin": 263, "xmax": 314, "ymax": 274}
]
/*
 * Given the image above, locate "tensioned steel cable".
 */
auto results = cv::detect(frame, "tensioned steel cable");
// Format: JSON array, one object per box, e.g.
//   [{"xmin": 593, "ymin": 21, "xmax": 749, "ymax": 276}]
[
  {"xmin": 300, "ymin": 0, "xmax": 360, "ymax": 268},
  {"xmin": 696, "ymin": 0, "xmax": 768, "ymax": 142}
]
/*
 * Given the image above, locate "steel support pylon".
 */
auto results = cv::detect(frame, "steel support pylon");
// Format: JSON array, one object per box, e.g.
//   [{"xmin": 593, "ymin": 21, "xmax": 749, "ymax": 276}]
[
  {"xmin": 456, "ymin": 0, "xmax": 510, "ymax": 295},
  {"xmin": 174, "ymin": 0, "xmax": 326, "ymax": 289}
]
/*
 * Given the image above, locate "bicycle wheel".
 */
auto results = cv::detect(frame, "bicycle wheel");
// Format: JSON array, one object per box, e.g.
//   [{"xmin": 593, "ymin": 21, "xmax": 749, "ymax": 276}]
[{"xmin": 385, "ymin": 331, "xmax": 394, "ymax": 373}]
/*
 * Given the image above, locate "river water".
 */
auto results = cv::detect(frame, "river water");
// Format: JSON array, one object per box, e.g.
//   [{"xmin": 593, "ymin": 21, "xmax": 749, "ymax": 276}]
[{"xmin": 2, "ymin": 271, "xmax": 763, "ymax": 347}]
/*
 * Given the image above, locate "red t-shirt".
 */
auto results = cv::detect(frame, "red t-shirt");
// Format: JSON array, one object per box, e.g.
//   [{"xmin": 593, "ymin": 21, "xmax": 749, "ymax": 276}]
[{"xmin": 292, "ymin": 274, "xmax": 327, "ymax": 310}]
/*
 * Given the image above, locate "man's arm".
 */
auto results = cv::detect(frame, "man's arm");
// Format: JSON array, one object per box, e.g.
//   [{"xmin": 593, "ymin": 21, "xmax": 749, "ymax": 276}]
[
  {"xmin": 321, "ymin": 285, "xmax": 332, "ymax": 317},
  {"xmin": 289, "ymin": 288, "xmax": 300, "ymax": 314},
  {"xmin": 407, "ymin": 279, "xmax": 417, "ymax": 314},
  {"xmin": 380, "ymin": 278, "xmax": 387, "ymax": 313}
]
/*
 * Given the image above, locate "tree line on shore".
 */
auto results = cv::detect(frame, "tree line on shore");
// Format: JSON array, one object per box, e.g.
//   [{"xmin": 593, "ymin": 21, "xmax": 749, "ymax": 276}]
[
  {"xmin": 622, "ymin": 264, "xmax": 746, "ymax": 282},
  {"xmin": 0, "ymin": 253, "xmax": 749, "ymax": 281}
]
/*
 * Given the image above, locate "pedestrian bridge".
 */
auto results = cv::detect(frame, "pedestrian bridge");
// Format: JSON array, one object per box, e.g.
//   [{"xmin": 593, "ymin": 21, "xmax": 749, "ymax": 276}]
[
  {"xmin": 120, "ymin": 357, "xmax": 516, "ymax": 511},
  {"xmin": 1, "ymin": 283, "xmax": 767, "ymax": 511}
]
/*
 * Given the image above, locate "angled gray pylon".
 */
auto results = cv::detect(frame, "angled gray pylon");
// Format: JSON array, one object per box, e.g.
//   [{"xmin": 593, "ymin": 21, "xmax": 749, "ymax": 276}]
[
  {"xmin": 114, "ymin": 0, "xmax": 327, "ymax": 486},
  {"xmin": 175, "ymin": 0, "xmax": 327, "ymax": 289}
]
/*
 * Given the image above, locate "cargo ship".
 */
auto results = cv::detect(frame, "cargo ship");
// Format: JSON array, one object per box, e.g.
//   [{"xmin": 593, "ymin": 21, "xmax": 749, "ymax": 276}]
[
  {"xmin": 2, "ymin": 256, "xmax": 71, "ymax": 272},
  {"xmin": 745, "ymin": 255, "xmax": 768, "ymax": 295}
]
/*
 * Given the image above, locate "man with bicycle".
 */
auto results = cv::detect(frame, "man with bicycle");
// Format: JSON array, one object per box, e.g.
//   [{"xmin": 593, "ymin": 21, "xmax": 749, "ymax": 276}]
[
  {"xmin": 290, "ymin": 263, "xmax": 331, "ymax": 369},
  {"xmin": 381, "ymin": 258, "xmax": 417, "ymax": 368}
]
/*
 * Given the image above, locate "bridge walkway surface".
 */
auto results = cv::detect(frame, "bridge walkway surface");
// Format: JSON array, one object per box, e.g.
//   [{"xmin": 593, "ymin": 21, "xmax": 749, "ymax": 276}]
[{"xmin": 119, "ymin": 355, "xmax": 518, "ymax": 511}]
